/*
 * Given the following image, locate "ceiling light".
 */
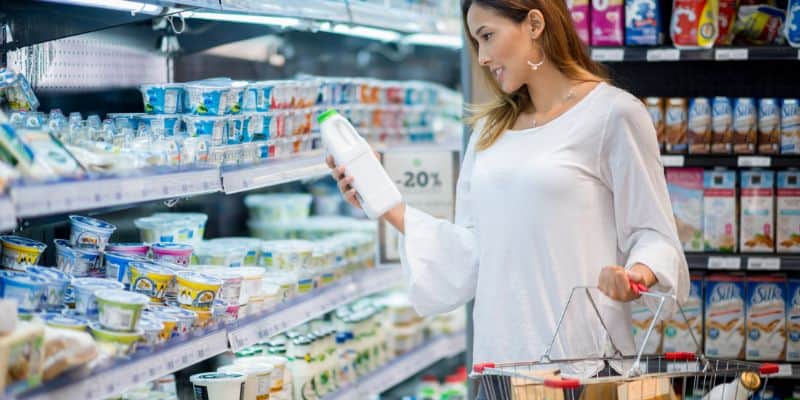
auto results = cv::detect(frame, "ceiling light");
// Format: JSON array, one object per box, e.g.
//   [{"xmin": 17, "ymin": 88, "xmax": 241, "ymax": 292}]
[
  {"xmin": 40, "ymin": 0, "xmax": 162, "ymax": 14},
  {"xmin": 185, "ymin": 11, "xmax": 302, "ymax": 28}
]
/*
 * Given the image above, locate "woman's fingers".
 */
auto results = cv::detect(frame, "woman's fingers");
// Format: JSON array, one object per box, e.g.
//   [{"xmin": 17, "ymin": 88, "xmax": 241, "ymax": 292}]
[
  {"xmin": 326, "ymin": 155, "xmax": 336, "ymax": 169},
  {"xmin": 338, "ymin": 176, "xmax": 354, "ymax": 194}
]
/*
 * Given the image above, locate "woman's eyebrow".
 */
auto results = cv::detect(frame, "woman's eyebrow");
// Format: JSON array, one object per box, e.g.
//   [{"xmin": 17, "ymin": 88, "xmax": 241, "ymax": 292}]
[{"xmin": 474, "ymin": 25, "xmax": 487, "ymax": 36}]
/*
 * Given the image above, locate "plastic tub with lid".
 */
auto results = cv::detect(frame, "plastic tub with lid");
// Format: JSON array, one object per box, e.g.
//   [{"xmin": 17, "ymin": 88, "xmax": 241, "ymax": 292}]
[
  {"xmin": 218, "ymin": 363, "xmax": 273, "ymax": 400},
  {"xmin": 192, "ymin": 242, "xmax": 247, "ymax": 268},
  {"xmin": 104, "ymin": 252, "xmax": 150, "ymax": 287},
  {"xmin": 89, "ymin": 321, "xmax": 142, "ymax": 357},
  {"xmin": 140, "ymin": 83, "xmax": 183, "ymax": 114},
  {"xmin": 209, "ymin": 238, "xmax": 262, "ymax": 265},
  {"xmin": 69, "ymin": 215, "xmax": 116, "ymax": 251},
  {"xmin": 26, "ymin": 266, "xmax": 69, "ymax": 310},
  {"xmin": 0, "ymin": 271, "xmax": 46, "ymax": 312},
  {"xmin": 95, "ymin": 289, "xmax": 149, "ymax": 332},
  {"xmin": 182, "ymin": 81, "xmax": 230, "ymax": 116},
  {"xmin": 0, "ymin": 235, "xmax": 46, "ymax": 272},
  {"xmin": 71, "ymin": 277, "xmax": 124, "ymax": 316},
  {"xmin": 244, "ymin": 193, "xmax": 313, "ymax": 223},
  {"xmin": 129, "ymin": 261, "xmax": 176, "ymax": 303},
  {"xmin": 54, "ymin": 239, "xmax": 101, "ymax": 277},
  {"xmin": 195, "ymin": 266, "xmax": 244, "ymax": 306},
  {"xmin": 175, "ymin": 271, "xmax": 222, "ymax": 311},
  {"xmin": 190, "ymin": 372, "xmax": 245, "ymax": 400}
]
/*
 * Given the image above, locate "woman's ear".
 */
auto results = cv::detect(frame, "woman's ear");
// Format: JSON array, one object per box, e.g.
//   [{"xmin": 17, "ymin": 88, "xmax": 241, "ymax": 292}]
[{"xmin": 527, "ymin": 9, "xmax": 546, "ymax": 40}]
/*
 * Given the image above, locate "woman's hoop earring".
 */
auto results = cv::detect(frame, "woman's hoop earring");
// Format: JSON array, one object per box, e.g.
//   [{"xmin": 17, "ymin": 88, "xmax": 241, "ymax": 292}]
[{"xmin": 527, "ymin": 45, "xmax": 545, "ymax": 71}]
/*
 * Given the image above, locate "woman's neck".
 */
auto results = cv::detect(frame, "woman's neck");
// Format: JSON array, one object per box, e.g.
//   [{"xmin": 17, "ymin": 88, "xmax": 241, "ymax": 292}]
[{"xmin": 524, "ymin": 64, "xmax": 577, "ymax": 114}]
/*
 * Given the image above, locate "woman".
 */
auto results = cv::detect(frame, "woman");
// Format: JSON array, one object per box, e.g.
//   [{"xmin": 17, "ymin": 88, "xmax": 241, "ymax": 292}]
[{"xmin": 328, "ymin": 0, "xmax": 690, "ymax": 389}]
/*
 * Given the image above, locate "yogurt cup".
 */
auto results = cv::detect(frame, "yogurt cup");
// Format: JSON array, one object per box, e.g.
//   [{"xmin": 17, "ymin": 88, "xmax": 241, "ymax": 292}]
[
  {"xmin": 236, "ymin": 356, "xmax": 287, "ymax": 393},
  {"xmin": 223, "ymin": 303, "xmax": 241, "ymax": 323},
  {"xmin": 137, "ymin": 114, "xmax": 181, "ymax": 137},
  {"xmin": 152, "ymin": 212, "xmax": 208, "ymax": 243},
  {"xmin": 244, "ymin": 112, "xmax": 270, "ymax": 141},
  {"xmin": 183, "ymin": 82, "xmax": 230, "ymax": 116},
  {"xmin": 190, "ymin": 372, "xmax": 245, "ymax": 400},
  {"xmin": 0, "ymin": 271, "xmax": 47, "ymax": 312},
  {"xmin": 69, "ymin": 215, "xmax": 116, "ymax": 251},
  {"xmin": 237, "ymin": 266, "xmax": 265, "ymax": 305},
  {"xmin": 143, "ymin": 309, "xmax": 178, "ymax": 341},
  {"xmin": 262, "ymin": 272, "xmax": 297, "ymax": 303},
  {"xmin": 54, "ymin": 239, "xmax": 102, "ymax": 277},
  {"xmin": 0, "ymin": 235, "xmax": 46, "ymax": 271},
  {"xmin": 195, "ymin": 267, "xmax": 243, "ymax": 306},
  {"xmin": 27, "ymin": 266, "xmax": 70, "ymax": 310},
  {"xmin": 71, "ymin": 277, "xmax": 124, "ymax": 316},
  {"xmin": 95, "ymin": 289, "xmax": 149, "ymax": 332},
  {"xmin": 105, "ymin": 242, "xmax": 150, "ymax": 257},
  {"xmin": 182, "ymin": 115, "xmax": 228, "ymax": 146},
  {"xmin": 244, "ymin": 193, "xmax": 313, "ymax": 222},
  {"xmin": 89, "ymin": 321, "xmax": 142, "ymax": 357},
  {"xmin": 42, "ymin": 312, "xmax": 88, "ymax": 331},
  {"xmin": 209, "ymin": 238, "xmax": 262, "ymax": 265},
  {"xmin": 151, "ymin": 242, "xmax": 193, "ymax": 266},
  {"xmin": 194, "ymin": 309, "xmax": 213, "ymax": 329},
  {"xmin": 243, "ymin": 82, "xmax": 275, "ymax": 112},
  {"xmin": 140, "ymin": 83, "xmax": 183, "ymax": 114},
  {"xmin": 218, "ymin": 363, "xmax": 273, "ymax": 400},
  {"xmin": 226, "ymin": 81, "xmax": 247, "ymax": 115},
  {"xmin": 136, "ymin": 314, "xmax": 165, "ymax": 349},
  {"xmin": 104, "ymin": 252, "xmax": 150, "ymax": 286},
  {"xmin": 129, "ymin": 261, "xmax": 176, "ymax": 303},
  {"xmin": 272, "ymin": 241, "xmax": 314, "ymax": 272},
  {"xmin": 192, "ymin": 242, "xmax": 247, "ymax": 268},
  {"xmin": 175, "ymin": 271, "xmax": 221, "ymax": 311},
  {"xmin": 151, "ymin": 305, "xmax": 197, "ymax": 337},
  {"xmin": 106, "ymin": 112, "xmax": 142, "ymax": 131},
  {"xmin": 226, "ymin": 115, "xmax": 248, "ymax": 144}
]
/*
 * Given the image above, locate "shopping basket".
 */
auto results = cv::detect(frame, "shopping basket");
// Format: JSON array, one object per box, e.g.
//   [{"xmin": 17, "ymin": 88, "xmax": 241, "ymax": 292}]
[{"xmin": 470, "ymin": 283, "xmax": 780, "ymax": 400}]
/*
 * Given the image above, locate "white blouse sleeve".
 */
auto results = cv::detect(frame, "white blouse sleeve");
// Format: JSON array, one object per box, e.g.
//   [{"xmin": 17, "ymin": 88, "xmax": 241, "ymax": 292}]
[
  {"xmin": 398, "ymin": 125, "xmax": 481, "ymax": 317},
  {"xmin": 599, "ymin": 93, "xmax": 690, "ymax": 307}
]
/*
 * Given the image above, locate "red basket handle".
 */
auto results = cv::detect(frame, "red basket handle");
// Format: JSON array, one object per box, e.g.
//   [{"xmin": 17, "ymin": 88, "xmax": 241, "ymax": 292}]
[
  {"xmin": 544, "ymin": 378, "xmax": 581, "ymax": 389},
  {"xmin": 473, "ymin": 363, "xmax": 496, "ymax": 373},
  {"xmin": 629, "ymin": 279, "xmax": 649, "ymax": 296},
  {"xmin": 759, "ymin": 363, "xmax": 780, "ymax": 375},
  {"xmin": 664, "ymin": 352, "xmax": 697, "ymax": 361}
]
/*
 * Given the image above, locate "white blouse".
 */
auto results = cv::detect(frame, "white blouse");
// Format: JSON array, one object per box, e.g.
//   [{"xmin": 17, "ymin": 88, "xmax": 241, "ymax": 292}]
[{"xmin": 399, "ymin": 83, "xmax": 690, "ymax": 370}]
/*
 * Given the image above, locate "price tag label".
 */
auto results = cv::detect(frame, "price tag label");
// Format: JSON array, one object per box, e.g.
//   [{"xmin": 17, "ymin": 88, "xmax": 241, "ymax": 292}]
[
  {"xmin": 715, "ymin": 48, "xmax": 749, "ymax": 61},
  {"xmin": 747, "ymin": 257, "xmax": 781, "ymax": 271},
  {"xmin": 646, "ymin": 49, "xmax": 680, "ymax": 62},
  {"xmin": 708, "ymin": 256, "xmax": 742, "ymax": 270},
  {"xmin": 779, "ymin": 363, "xmax": 793, "ymax": 377},
  {"xmin": 591, "ymin": 48, "xmax": 625, "ymax": 62},
  {"xmin": 738, "ymin": 156, "xmax": 771, "ymax": 167},
  {"xmin": 661, "ymin": 155, "xmax": 685, "ymax": 167},
  {"xmin": 667, "ymin": 362, "xmax": 700, "ymax": 373}
]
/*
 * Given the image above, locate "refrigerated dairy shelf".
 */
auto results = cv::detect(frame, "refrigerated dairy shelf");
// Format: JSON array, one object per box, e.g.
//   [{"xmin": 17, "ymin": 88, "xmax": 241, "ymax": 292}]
[
  {"xmin": 221, "ymin": 152, "xmax": 328, "ymax": 194},
  {"xmin": 591, "ymin": 47, "xmax": 800, "ymax": 63},
  {"xmin": 322, "ymin": 330, "xmax": 467, "ymax": 400},
  {"xmin": 661, "ymin": 154, "xmax": 800, "ymax": 168},
  {"xmin": 685, "ymin": 253, "xmax": 800, "ymax": 271},
  {"xmin": 0, "ymin": 196, "xmax": 16, "ymax": 232}
]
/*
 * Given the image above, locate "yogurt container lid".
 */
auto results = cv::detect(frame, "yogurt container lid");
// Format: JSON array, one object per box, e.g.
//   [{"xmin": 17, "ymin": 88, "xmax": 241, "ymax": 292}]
[
  {"xmin": 0, "ymin": 235, "xmax": 46, "ymax": 251},
  {"xmin": 89, "ymin": 321, "xmax": 143, "ymax": 341},
  {"xmin": 176, "ymin": 271, "xmax": 223, "ymax": 287},
  {"xmin": 151, "ymin": 242, "xmax": 194, "ymax": 254},
  {"xmin": 2, "ymin": 273, "xmax": 48, "ymax": 288},
  {"xmin": 104, "ymin": 252, "xmax": 150, "ymax": 263},
  {"xmin": 190, "ymin": 372, "xmax": 245, "ymax": 385},
  {"xmin": 236, "ymin": 267, "xmax": 265, "ymax": 280},
  {"xmin": 107, "ymin": 113, "xmax": 144, "ymax": 118},
  {"xmin": 27, "ymin": 266, "xmax": 70, "ymax": 283},
  {"xmin": 140, "ymin": 83, "xmax": 183, "ymax": 89},
  {"xmin": 274, "ymin": 240, "xmax": 314, "ymax": 252},
  {"xmin": 69, "ymin": 215, "xmax": 116, "ymax": 232},
  {"xmin": 137, "ymin": 316, "xmax": 164, "ymax": 333},
  {"xmin": 71, "ymin": 277, "xmax": 125, "ymax": 291},
  {"xmin": 54, "ymin": 239, "xmax": 101, "ymax": 256},
  {"xmin": 219, "ymin": 362, "xmax": 274, "ymax": 375},
  {"xmin": 143, "ymin": 309, "xmax": 179, "ymax": 323},
  {"xmin": 95, "ymin": 289, "xmax": 150, "ymax": 306},
  {"xmin": 138, "ymin": 114, "xmax": 180, "ymax": 121},
  {"xmin": 106, "ymin": 242, "xmax": 149, "ymax": 251},
  {"xmin": 129, "ymin": 261, "xmax": 177, "ymax": 277},
  {"xmin": 197, "ymin": 267, "xmax": 245, "ymax": 282},
  {"xmin": 43, "ymin": 312, "xmax": 89, "ymax": 328},
  {"xmin": 210, "ymin": 238, "xmax": 262, "ymax": 249},
  {"xmin": 157, "ymin": 305, "xmax": 198, "ymax": 321}
]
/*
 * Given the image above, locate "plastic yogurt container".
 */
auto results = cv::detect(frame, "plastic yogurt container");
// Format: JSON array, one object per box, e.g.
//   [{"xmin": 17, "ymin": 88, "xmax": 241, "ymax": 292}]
[
  {"xmin": 244, "ymin": 193, "xmax": 313, "ymax": 222},
  {"xmin": 218, "ymin": 363, "xmax": 273, "ymax": 400},
  {"xmin": 105, "ymin": 242, "xmax": 150, "ymax": 257},
  {"xmin": 0, "ymin": 271, "xmax": 47, "ymax": 312},
  {"xmin": 182, "ymin": 82, "xmax": 230, "ymax": 116},
  {"xmin": 0, "ymin": 235, "xmax": 46, "ymax": 271},
  {"xmin": 42, "ymin": 312, "xmax": 88, "ymax": 331},
  {"xmin": 151, "ymin": 305, "xmax": 197, "ymax": 337},
  {"xmin": 136, "ymin": 314, "xmax": 165, "ymax": 349},
  {"xmin": 237, "ymin": 266, "xmax": 265, "ymax": 305},
  {"xmin": 89, "ymin": 321, "xmax": 142, "ymax": 357},
  {"xmin": 183, "ymin": 115, "xmax": 228, "ymax": 146},
  {"xmin": 195, "ymin": 267, "xmax": 244, "ymax": 306},
  {"xmin": 69, "ymin": 215, "xmax": 116, "ymax": 251},
  {"xmin": 190, "ymin": 372, "xmax": 245, "ymax": 400},
  {"xmin": 272, "ymin": 240, "xmax": 314, "ymax": 272},
  {"xmin": 95, "ymin": 289, "xmax": 149, "ymax": 332},
  {"xmin": 27, "ymin": 266, "xmax": 70, "ymax": 310},
  {"xmin": 106, "ymin": 113, "xmax": 142, "ymax": 131},
  {"xmin": 137, "ymin": 114, "xmax": 181, "ymax": 137},
  {"xmin": 140, "ymin": 83, "xmax": 183, "ymax": 114},
  {"xmin": 151, "ymin": 242, "xmax": 193, "ymax": 266},
  {"xmin": 143, "ymin": 309, "xmax": 178, "ymax": 341},
  {"xmin": 236, "ymin": 356, "xmax": 287, "ymax": 393},
  {"xmin": 192, "ymin": 242, "xmax": 247, "ymax": 268},
  {"xmin": 152, "ymin": 212, "xmax": 208, "ymax": 242},
  {"xmin": 104, "ymin": 252, "xmax": 150, "ymax": 286},
  {"xmin": 128, "ymin": 261, "xmax": 176, "ymax": 303},
  {"xmin": 54, "ymin": 239, "xmax": 102, "ymax": 277},
  {"xmin": 209, "ymin": 238, "xmax": 262, "ymax": 265},
  {"xmin": 71, "ymin": 277, "xmax": 124, "ymax": 316},
  {"xmin": 175, "ymin": 271, "xmax": 222, "ymax": 311}
]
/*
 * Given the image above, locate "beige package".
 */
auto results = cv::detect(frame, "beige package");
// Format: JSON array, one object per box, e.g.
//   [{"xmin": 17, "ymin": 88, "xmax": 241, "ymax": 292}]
[
  {"xmin": 616, "ymin": 378, "xmax": 679, "ymax": 400},
  {"xmin": 688, "ymin": 97, "xmax": 712, "ymax": 154},
  {"xmin": 745, "ymin": 275, "xmax": 786, "ymax": 361},
  {"xmin": 663, "ymin": 276, "xmax": 703, "ymax": 353},
  {"xmin": 645, "ymin": 97, "xmax": 665, "ymax": 152},
  {"xmin": 778, "ymin": 170, "xmax": 800, "ymax": 252},
  {"xmin": 705, "ymin": 274, "xmax": 746, "ymax": 359},
  {"xmin": 758, "ymin": 98, "xmax": 781, "ymax": 154},
  {"xmin": 631, "ymin": 298, "xmax": 662, "ymax": 355},
  {"xmin": 733, "ymin": 97, "xmax": 757, "ymax": 154},
  {"xmin": 511, "ymin": 369, "xmax": 564, "ymax": 400},
  {"xmin": 740, "ymin": 170, "xmax": 775, "ymax": 253},
  {"xmin": 665, "ymin": 98, "xmax": 688, "ymax": 154}
]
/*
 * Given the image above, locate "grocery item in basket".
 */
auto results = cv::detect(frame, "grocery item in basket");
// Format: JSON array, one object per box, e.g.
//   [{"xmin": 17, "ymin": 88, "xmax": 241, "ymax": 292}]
[
  {"xmin": 733, "ymin": 98, "xmax": 757, "ymax": 154},
  {"xmin": 732, "ymin": 5, "xmax": 786, "ymax": 45},
  {"xmin": 568, "ymin": 0, "xmax": 591, "ymax": 43},
  {"xmin": 190, "ymin": 372, "xmax": 245, "ymax": 400},
  {"xmin": 705, "ymin": 274, "xmax": 746, "ymax": 359},
  {"xmin": 95, "ymin": 289, "xmax": 149, "ymax": 332},
  {"xmin": 740, "ymin": 170, "xmax": 775, "ymax": 252},
  {"xmin": 688, "ymin": 97, "xmax": 712, "ymax": 154},
  {"xmin": 140, "ymin": 83, "xmax": 182, "ymax": 114},
  {"xmin": 787, "ymin": 279, "xmax": 800, "ymax": 361},
  {"xmin": 151, "ymin": 242, "xmax": 193, "ymax": 266},
  {"xmin": 666, "ymin": 168, "xmax": 704, "ymax": 252},
  {"xmin": 26, "ymin": 267, "xmax": 69, "ymax": 311},
  {"xmin": 712, "ymin": 96, "xmax": 734, "ymax": 154},
  {"xmin": 0, "ymin": 271, "xmax": 46, "ymax": 312},
  {"xmin": 615, "ymin": 377, "xmax": 678, "ymax": 400},
  {"xmin": 631, "ymin": 298, "xmax": 662, "ymax": 355},
  {"xmin": 716, "ymin": 0, "xmax": 739, "ymax": 45},
  {"xmin": 778, "ymin": 170, "xmax": 800, "ymax": 252},
  {"xmin": 745, "ymin": 275, "xmax": 786, "ymax": 361},
  {"xmin": 645, "ymin": 97, "xmax": 665, "ymax": 151},
  {"xmin": 788, "ymin": 0, "xmax": 800, "ymax": 47},
  {"xmin": 625, "ymin": 0, "xmax": 662, "ymax": 45},
  {"xmin": 670, "ymin": 0, "xmax": 719, "ymax": 48},
  {"xmin": 758, "ymin": 98, "xmax": 781, "ymax": 154},
  {"xmin": 663, "ymin": 275, "xmax": 703, "ymax": 353},
  {"xmin": 129, "ymin": 261, "xmax": 175, "ymax": 303},
  {"xmin": 704, "ymin": 169, "xmax": 737, "ymax": 252},
  {"xmin": 0, "ymin": 236, "xmax": 45, "ymax": 271},
  {"xmin": 591, "ymin": 0, "xmax": 624, "ymax": 46},
  {"xmin": 782, "ymin": 99, "xmax": 800, "ymax": 154},
  {"xmin": 665, "ymin": 98, "xmax": 688, "ymax": 154},
  {"xmin": 89, "ymin": 321, "xmax": 141, "ymax": 357},
  {"xmin": 68, "ymin": 215, "xmax": 116, "ymax": 251}
]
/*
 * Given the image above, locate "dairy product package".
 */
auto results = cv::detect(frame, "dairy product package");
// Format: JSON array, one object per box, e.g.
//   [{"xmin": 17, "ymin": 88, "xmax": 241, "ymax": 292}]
[
  {"xmin": 663, "ymin": 275, "xmax": 703, "ymax": 353},
  {"xmin": 671, "ymin": 0, "xmax": 720, "ymax": 48},
  {"xmin": 733, "ymin": 5, "xmax": 786, "ymax": 45},
  {"xmin": 788, "ymin": 0, "xmax": 800, "ymax": 47},
  {"xmin": 704, "ymin": 169, "xmax": 738, "ymax": 253},
  {"xmin": 782, "ymin": 99, "xmax": 800, "ymax": 154},
  {"xmin": 746, "ymin": 275, "xmax": 786, "ymax": 361},
  {"xmin": 705, "ymin": 274, "xmax": 746, "ymax": 359},
  {"xmin": 645, "ymin": 97, "xmax": 665, "ymax": 151},
  {"xmin": 666, "ymin": 98, "xmax": 688, "ymax": 154},
  {"xmin": 712, "ymin": 96, "xmax": 734, "ymax": 154},
  {"xmin": 568, "ymin": 0, "xmax": 592, "ymax": 44},
  {"xmin": 733, "ymin": 97, "xmax": 757, "ymax": 154},
  {"xmin": 625, "ymin": 0, "xmax": 662, "ymax": 45},
  {"xmin": 592, "ymin": 0, "xmax": 625, "ymax": 46},
  {"xmin": 716, "ymin": 0, "xmax": 739, "ymax": 45},
  {"xmin": 688, "ymin": 97, "xmax": 712, "ymax": 154},
  {"xmin": 666, "ymin": 168, "xmax": 705, "ymax": 252},
  {"xmin": 786, "ymin": 279, "xmax": 800, "ymax": 361},
  {"xmin": 631, "ymin": 298, "xmax": 662, "ymax": 355},
  {"xmin": 758, "ymin": 98, "xmax": 781, "ymax": 154},
  {"xmin": 778, "ymin": 170, "xmax": 800, "ymax": 253},
  {"xmin": 740, "ymin": 170, "xmax": 775, "ymax": 253}
]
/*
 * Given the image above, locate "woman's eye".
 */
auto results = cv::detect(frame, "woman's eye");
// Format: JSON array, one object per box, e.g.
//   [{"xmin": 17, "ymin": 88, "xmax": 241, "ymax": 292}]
[{"xmin": 482, "ymin": 33, "xmax": 493, "ymax": 41}]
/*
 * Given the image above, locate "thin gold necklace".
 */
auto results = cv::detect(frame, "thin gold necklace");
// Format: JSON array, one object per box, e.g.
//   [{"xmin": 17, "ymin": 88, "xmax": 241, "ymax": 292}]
[{"xmin": 531, "ymin": 86, "xmax": 577, "ymax": 129}]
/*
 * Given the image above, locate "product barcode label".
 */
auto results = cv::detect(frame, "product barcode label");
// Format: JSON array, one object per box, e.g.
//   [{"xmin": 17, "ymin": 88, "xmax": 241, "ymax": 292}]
[
  {"xmin": 747, "ymin": 257, "xmax": 781, "ymax": 271},
  {"xmin": 591, "ymin": 49, "xmax": 625, "ymax": 62},
  {"xmin": 708, "ymin": 256, "xmax": 742, "ymax": 270},
  {"xmin": 646, "ymin": 49, "xmax": 680, "ymax": 62}
]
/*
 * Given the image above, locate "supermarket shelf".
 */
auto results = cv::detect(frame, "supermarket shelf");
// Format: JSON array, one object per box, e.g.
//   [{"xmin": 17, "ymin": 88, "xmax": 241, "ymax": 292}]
[
  {"xmin": 18, "ymin": 328, "xmax": 229, "ymax": 400},
  {"xmin": 227, "ymin": 265, "xmax": 402, "ymax": 351},
  {"xmin": 0, "ymin": 197, "xmax": 16, "ymax": 232},
  {"xmin": 9, "ymin": 165, "xmax": 222, "ymax": 218},
  {"xmin": 661, "ymin": 154, "xmax": 800, "ymax": 169},
  {"xmin": 591, "ymin": 47, "xmax": 800, "ymax": 63},
  {"xmin": 323, "ymin": 330, "xmax": 467, "ymax": 400},
  {"xmin": 220, "ymin": 152, "xmax": 328, "ymax": 194},
  {"xmin": 686, "ymin": 253, "xmax": 800, "ymax": 272}
]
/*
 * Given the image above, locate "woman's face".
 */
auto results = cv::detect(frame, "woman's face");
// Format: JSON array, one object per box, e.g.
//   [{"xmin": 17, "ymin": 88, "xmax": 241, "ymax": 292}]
[{"xmin": 466, "ymin": 5, "xmax": 536, "ymax": 94}]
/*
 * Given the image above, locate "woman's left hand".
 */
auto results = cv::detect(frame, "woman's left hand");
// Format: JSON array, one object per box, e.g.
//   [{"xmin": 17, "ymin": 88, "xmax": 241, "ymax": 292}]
[{"xmin": 598, "ymin": 264, "xmax": 657, "ymax": 302}]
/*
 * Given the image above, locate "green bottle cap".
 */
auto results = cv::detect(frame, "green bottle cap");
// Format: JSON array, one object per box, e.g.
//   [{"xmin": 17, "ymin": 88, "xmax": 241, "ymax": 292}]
[{"xmin": 317, "ymin": 109, "xmax": 339, "ymax": 124}]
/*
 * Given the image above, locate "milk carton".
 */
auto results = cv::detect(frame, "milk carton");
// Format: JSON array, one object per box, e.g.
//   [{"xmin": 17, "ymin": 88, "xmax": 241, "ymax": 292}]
[
  {"xmin": 666, "ymin": 168, "xmax": 704, "ymax": 252},
  {"xmin": 711, "ymin": 96, "xmax": 733, "ymax": 154},
  {"xmin": 733, "ymin": 98, "xmax": 757, "ymax": 154},
  {"xmin": 666, "ymin": 98, "xmax": 688, "ymax": 154},
  {"xmin": 663, "ymin": 275, "xmax": 703, "ymax": 353},
  {"xmin": 705, "ymin": 274, "xmax": 746, "ymax": 359},
  {"xmin": 786, "ymin": 279, "xmax": 800, "ymax": 361},
  {"xmin": 777, "ymin": 170, "xmax": 800, "ymax": 253},
  {"xmin": 568, "ymin": 0, "xmax": 592, "ymax": 44},
  {"xmin": 740, "ymin": 170, "xmax": 775, "ymax": 253},
  {"xmin": 631, "ymin": 298, "xmax": 662, "ymax": 355},
  {"xmin": 688, "ymin": 97, "xmax": 712, "ymax": 154},
  {"xmin": 758, "ymin": 98, "xmax": 781, "ymax": 154},
  {"xmin": 782, "ymin": 99, "xmax": 800, "ymax": 154},
  {"xmin": 625, "ymin": 0, "xmax": 662, "ymax": 45},
  {"xmin": 645, "ymin": 97, "xmax": 665, "ymax": 151},
  {"xmin": 592, "ymin": 0, "xmax": 625, "ymax": 46},
  {"xmin": 704, "ymin": 170, "xmax": 738, "ymax": 253},
  {"xmin": 746, "ymin": 275, "xmax": 786, "ymax": 361}
]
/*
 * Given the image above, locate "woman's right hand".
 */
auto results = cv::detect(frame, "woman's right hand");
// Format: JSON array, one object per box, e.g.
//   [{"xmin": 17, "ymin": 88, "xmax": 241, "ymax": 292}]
[{"xmin": 327, "ymin": 155, "xmax": 362, "ymax": 210}]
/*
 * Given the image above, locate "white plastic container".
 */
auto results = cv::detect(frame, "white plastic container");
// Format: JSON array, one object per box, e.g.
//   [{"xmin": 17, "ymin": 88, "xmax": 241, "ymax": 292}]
[
  {"xmin": 218, "ymin": 363, "xmax": 273, "ymax": 400},
  {"xmin": 319, "ymin": 109, "xmax": 401, "ymax": 219},
  {"xmin": 190, "ymin": 372, "xmax": 245, "ymax": 400}
]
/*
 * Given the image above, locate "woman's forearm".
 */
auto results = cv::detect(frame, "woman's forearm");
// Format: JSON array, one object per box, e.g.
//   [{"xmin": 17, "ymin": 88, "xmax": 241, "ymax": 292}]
[{"xmin": 382, "ymin": 202, "xmax": 406, "ymax": 234}]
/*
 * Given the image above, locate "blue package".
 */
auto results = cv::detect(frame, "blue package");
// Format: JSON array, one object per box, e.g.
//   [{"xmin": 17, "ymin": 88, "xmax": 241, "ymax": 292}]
[
  {"xmin": 625, "ymin": 0, "xmax": 662, "ymax": 45},
  {"xmin": 788, "ymin": 0, "xmax": 800, "ymax": 47}
]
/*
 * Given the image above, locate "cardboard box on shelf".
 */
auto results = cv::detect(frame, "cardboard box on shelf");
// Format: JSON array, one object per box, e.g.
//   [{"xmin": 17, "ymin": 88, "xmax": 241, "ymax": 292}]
[
  {"xmin": 777, "ymin": 170, "xmax": 800, "ymax": 253},
  {"xmin": 705, "ymin": 274, "xmax": 746, "ymax": 359},
  {"xmin": 667, "ymin": 168, "xmax": 704, "ymax": 252},
  {"xmin": 663, "ymin": 275, "xmax": 704, "ymax": 353},
  {"xmin": 745, "ymin": 275, "xmax": 786, "ymax": 361},
  {"xmin": 740, "ymin": 170, "xmax": 775, "ymax": 253},
  {"xmin": 703, "ymin": 170, "xmax": 738, "ymax": 253}
]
